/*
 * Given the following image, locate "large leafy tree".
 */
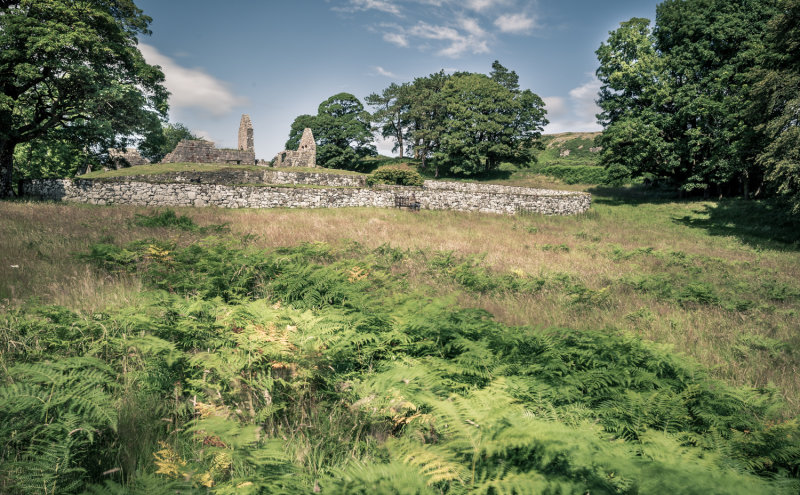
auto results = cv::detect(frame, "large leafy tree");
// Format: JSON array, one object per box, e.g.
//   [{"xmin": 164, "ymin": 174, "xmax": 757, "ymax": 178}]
[
  {"xmin": 365, "ymin": 82, "xmax": 411, "ymax": 158},
  {"xmin": 753, "ymin": 0, "xmax": 800, "ymax": 212},
  {"xmin": 366, "ymin": 63, "xmax": 547, "ymax": 177},
  {"xmin": 286, "ymin": 93, "xmax": 375, "ymax": 170},
  {"xmin": 595, "ymin": 18, "xmax": 675, "ymax": 185},
  {"xmin": 597, "ymin": 1, "xmax": 779, "ymax": 195},
  {"xmin": 405, "ymin": 70, "xmax": 449, "ymax": 175},
  {"xmin": 436, "ymin": 72, "xmax": 547, "ymax": 176},
  {"xmin": 0, "ymin": 0, "xmax": 168, "ymax": 197}
]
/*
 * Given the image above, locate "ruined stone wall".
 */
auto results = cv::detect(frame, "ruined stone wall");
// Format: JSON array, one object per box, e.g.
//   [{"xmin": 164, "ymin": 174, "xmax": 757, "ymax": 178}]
[
  {"xmin": 238, "ymin": 114, "xmax": 254, "ymax": 152},
  {"xmin": 272, "ymin": 128, "xmax": 316, "ymax": 168},
  {"xmin": 162, "ymin": 140, "xmax": 255, "ymax": 165},
  {"xmin": 22, "ymin": 179, "xmax": 591, "ymax": 216}
]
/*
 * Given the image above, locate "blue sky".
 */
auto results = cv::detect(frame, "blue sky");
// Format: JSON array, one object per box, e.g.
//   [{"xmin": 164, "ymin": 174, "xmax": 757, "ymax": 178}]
[{"xmin": 134, "ymin": 0, "xmax": 661, "ymax": 159}]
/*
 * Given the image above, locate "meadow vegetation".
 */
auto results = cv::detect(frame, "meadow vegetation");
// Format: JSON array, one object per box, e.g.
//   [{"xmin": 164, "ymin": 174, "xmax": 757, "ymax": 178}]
[{"xmin": 2, "ymin": 181, "xmax": 799, "ymax": 493}]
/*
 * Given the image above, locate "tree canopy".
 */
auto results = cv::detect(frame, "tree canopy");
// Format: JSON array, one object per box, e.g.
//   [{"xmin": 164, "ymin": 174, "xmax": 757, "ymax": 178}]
[
  {"xmin": 595, "ymin": 0, "xmax": 786, "ymax": 200},
  {"xmin": 0, "ymin": 0, "xmax": 168, "ymax": 196},
  {"xmin": 285, "ymin": 93, "xmax": 375, "ymax": 170},
  {"xmin": 366, "ymin": 62, "xmax": 547, "ymax": 177}
]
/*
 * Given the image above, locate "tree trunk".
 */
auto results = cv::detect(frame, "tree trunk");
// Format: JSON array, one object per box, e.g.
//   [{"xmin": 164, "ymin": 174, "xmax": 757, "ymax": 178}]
[
  {"xmin": 397, "ymin": 133, "xmax": 404, "ymax": 158},
  {"xmin": 0, "ymin": 139, "xmax": 15, "ymax": 199},
  {"xmin": 743, "ymin": 173, "xmax": 749, "ymax": 199}
]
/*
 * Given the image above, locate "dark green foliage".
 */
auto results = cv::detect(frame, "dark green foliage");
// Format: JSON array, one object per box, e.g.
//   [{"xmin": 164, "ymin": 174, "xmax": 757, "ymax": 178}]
[
  {"xmin": 533, "ymin": 164, "xmax": 608, "ymax": 184},
  {"xmin": 133, "ymin": 209, "xmax": 199, "ymax": 230},
  {"xmin": 366, "ymin": 166, "xmax": 424, "ymax": 186},
  {"xmin": 286, "ymin": 93, "xmax": 376, "ymax": 171},
  {"xmin": 594, "ymin": 0, "xmax": 800, "ymax": 203},
  {"xmin": 366, "ymin": 62, "xmax": 547, "ymax": 178},
  {"xmin": 2, "ymin": 236, "xmax": 799, "ymax": 493},
  {"xmin": 0, "ymin": 0, "xmax": 169, "ymax": 197},
  {"xmin": 752, "ymin": 0, "xmax": 800, "ymax": 213},
  {"xmin": 138, "ymin": 122, "xmax": 199, "ymax": 163}
]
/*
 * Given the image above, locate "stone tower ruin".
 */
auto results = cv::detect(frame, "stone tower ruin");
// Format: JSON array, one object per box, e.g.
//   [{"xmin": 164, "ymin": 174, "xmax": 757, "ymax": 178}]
[
  {"xmin": 272, "ymin": 128, "xmax": 317, "ymax": 168},
  {"xmin": 238, "ymin": 114, "xmax": 254, "ymax": 152}
]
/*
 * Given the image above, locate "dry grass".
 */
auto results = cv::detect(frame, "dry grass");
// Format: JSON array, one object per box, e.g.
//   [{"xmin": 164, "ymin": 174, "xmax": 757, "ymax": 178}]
[{"xmin": 2, "ymin": 192, "xmax": 799, "ymax": 410}]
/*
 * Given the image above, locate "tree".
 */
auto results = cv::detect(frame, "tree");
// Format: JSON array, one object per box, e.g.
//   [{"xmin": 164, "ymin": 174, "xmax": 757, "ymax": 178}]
[
  {"xmin": 365, "ymin": 83, "xmax": 410, "ymax": 158},
  {"xmin": 753, "ymin": 0, "xmax": 800, "ymax": 212},
  {"xmin": 286, "ymin": 93, "xmax": 375, "ymax": 170},
  {"xmin": 405, "ymin": 70, "xmax": 450, "ymax": 175},
  {"xmin": 0, "ymin": 0, "xmax": 168, "ymax": 197},
  {"xmin": 595, "ymin": 18, "xmax": 675, "ymax": 185},
  {"xmin": 139, "ymin": 122, "xmax": 198, "ymax": 163},
  {"xmin": 596, "ymin": 1, "xmax": 779, "ymax": 195},
  {"xmin": 490, "ymin": 60, "xmax": 520, "ymax": 92},
  {"xmin": 284, "ymin": 114, "xmax": 317, "ymax": 151},
  {"xmin": 436, "ymin": 73, "xmax": 547, "ymax": 176}
]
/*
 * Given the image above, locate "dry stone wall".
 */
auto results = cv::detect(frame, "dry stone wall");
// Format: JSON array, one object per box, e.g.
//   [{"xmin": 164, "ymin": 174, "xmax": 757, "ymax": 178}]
[{"xmin": 22, "ymin": 179, "xmax": 591, "ymax": 216}]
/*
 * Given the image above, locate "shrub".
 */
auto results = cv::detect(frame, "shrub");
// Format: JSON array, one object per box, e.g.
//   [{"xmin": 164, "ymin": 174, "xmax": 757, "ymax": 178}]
[{"xmin": 366, "ymin": 166, "xmax": 424, "ymax": 186}]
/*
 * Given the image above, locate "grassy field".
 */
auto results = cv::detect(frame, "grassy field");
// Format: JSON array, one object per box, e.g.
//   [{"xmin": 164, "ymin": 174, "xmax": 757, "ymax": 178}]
[
  {"xmin": 2, "ymin": 174, "xmax": 799, "ymax": 492},
  {"xmin": 3, "ymin": 186, "xmax": 798, "ymax": 405}
]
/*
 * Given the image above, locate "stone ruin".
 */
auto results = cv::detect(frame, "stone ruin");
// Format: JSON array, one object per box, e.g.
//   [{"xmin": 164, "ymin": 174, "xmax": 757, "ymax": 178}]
[
  {"xmin": 109, "ymin": 148, "xmax": 150, "ymax": 168},
  {"xmin": 238, "ymin": 114, "xmax": 254, "ymax": 152},
  {"xmin": 272, "ymin": 128, "xmax": 316, "ymax": 168},
  {"xmin": 161, "ymin": 114, "xmax": 256, "ymax": 165}
]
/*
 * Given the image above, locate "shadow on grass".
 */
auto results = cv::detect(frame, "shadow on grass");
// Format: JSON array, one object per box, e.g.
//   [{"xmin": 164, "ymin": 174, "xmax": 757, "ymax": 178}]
[
  {"xmin": 674, "ymin": 199, "xmax": 800, "ymax": 251},
  {"xmin": 587, "ymin": 185, "xmax": 680, "ymax": 206},
  {"xmin": 588, "ymin": 186, "xmax": 800, "ymax": 250}
]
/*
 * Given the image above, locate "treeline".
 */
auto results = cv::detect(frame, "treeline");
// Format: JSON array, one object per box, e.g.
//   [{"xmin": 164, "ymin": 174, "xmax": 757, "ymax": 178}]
[
  {"xmin": 596, "ymin": 0, "xmax": 800, "ymax": 211},
  {"xmin": 288, "ymin": 62, "xmax": 548, "ymax": 177}
]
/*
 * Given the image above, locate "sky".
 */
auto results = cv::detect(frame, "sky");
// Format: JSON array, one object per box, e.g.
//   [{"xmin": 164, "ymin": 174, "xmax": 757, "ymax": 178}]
[{"xmin": 134, "ymin": 0, "xmax": 661, "ymax": 159}]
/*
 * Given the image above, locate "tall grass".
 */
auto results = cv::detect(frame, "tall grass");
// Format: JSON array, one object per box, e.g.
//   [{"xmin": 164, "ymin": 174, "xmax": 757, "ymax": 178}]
[
  {"xmin": 2, "ymin": 189, "xmax": 799, "ymax": 412},
  {"xmin": 2, "ymin": 235, "xmax": 798, "ymax": 493}
]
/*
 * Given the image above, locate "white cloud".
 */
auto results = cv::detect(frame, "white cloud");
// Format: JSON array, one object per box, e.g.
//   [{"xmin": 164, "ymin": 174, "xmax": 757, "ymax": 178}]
[
  {"xmin": 409, "ymin": 21, "xmax": 489, "ymax": 57},
  {"xmin": 191, "ymin": 129, "xmax": 215, "ymax": 142},
  {"xmin": 459, "ymin": 17, "xmax": 486, "ymax": 38},
  {"xmin": 494, "ymin": 13, "xmax": 535, "ymax": 34},
  {"xmin": 345, "ymin": 0, "xmax": 401, "ymax": 15},
  {"xmin": 543, "ymin": 78, "xmax": 603, "ymax": 134},
  {"xmin": 464, "ymin": 0, "xmax": 510, "ymax": 12},
  {"xmin": 569, "ymin": 78, "xmax": 601, "ymax": 101},
  {"xmin": 542, "ymin": 96, "xmax": 567, "ymax": 120},
  {"xmin": 383, "ymin": 32, "xmax": 409, "ymax": 46},
  {"xmin": 139, "ymin": 44, "xmax": 246, "ymax": 117},
  {"xmin": 374, "ymin": 66, "xmax": 398, "ymax": 77}
]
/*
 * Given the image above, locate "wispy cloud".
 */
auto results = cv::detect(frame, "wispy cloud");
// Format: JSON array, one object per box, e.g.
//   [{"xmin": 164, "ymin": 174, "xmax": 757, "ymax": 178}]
[
  {"xmin": 464, "ymin": 0, "xmax": 511, "ymax": 12},
  {"xmin": 341, "ymin": 0, "xmax": 401, "ymax": 15},
  {"xmin": 383, "ymin": 32, "xmax": 409, "ymax": 47},
  {"xmin": 494, "ymin": 13, "xmax": 535, "ymax": 33},
  {"xmin": 373, "ymin": 66, "xmax": 398, "ymax": 77},
  {"xmin": 409, "ymin": 21, "xmax": 489, "ymax": 57},
  {"xmin": 139, "ymin": 44, "xmax": 246, "ymax": 116},
  {"xmin": 339, "ymin": 0, "xmax": 537, "ymax": 57}
]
